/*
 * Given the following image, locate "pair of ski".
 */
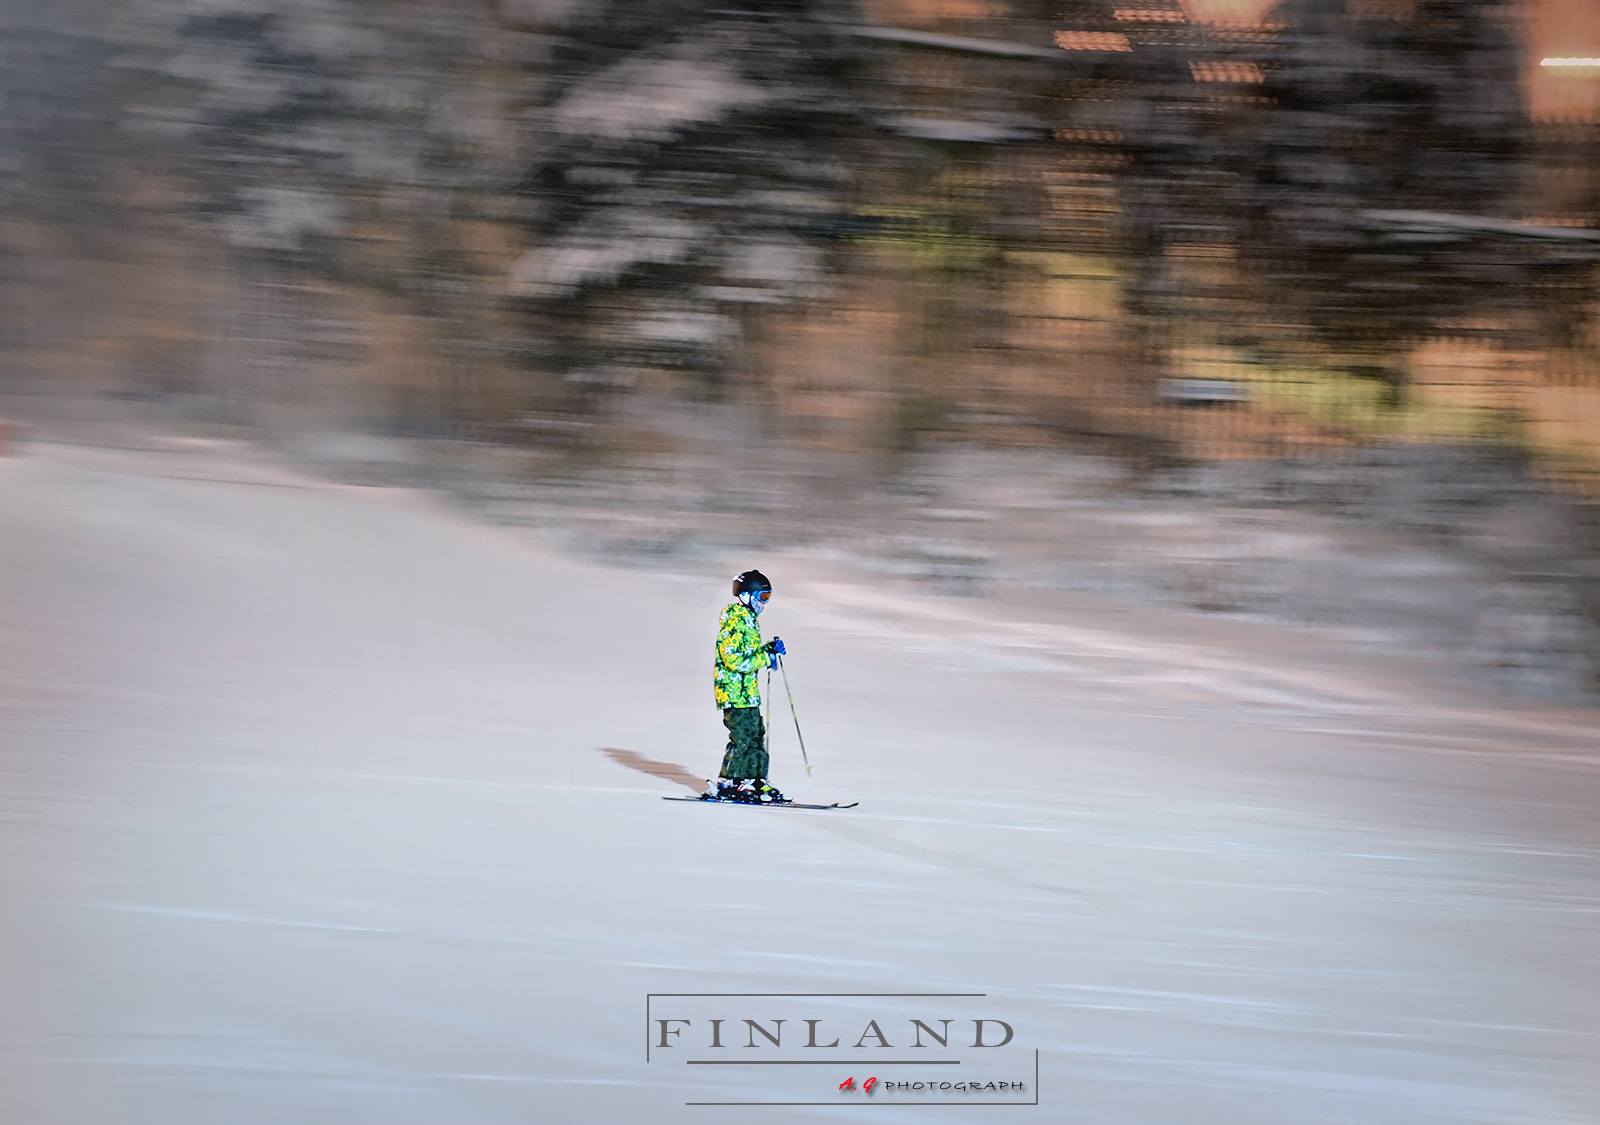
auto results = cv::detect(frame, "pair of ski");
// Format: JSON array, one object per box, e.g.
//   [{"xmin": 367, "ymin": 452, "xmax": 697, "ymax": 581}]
[{"xmin": 663, "ymin": 796, "xmax": 858, "ymax": 811}]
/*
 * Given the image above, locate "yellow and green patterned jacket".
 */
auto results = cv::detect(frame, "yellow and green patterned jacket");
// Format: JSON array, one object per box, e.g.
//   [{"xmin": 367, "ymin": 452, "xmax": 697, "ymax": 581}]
[{"xmin": 714, "ymin": 602, "xmax": 766, "ymax": 709}]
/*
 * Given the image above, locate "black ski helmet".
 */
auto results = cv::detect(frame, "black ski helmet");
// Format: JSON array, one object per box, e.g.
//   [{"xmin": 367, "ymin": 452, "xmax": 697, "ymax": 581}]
[{"xmin": 732, "ymin": 569, "xmax": 772, "ymax": 599}]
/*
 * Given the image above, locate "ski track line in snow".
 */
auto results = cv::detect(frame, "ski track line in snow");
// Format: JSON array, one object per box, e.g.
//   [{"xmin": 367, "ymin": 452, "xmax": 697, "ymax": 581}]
[
  {"xmin": 789, "ymin": 579, "xmax": 1600, "ymax": 752},
  {"xmin": 790, "ymin": 581, "xmax": 1411, "ymax": 707},
  {"xmin": 50, "ymin": 902, "xmax": 406, "ymax": 935}
]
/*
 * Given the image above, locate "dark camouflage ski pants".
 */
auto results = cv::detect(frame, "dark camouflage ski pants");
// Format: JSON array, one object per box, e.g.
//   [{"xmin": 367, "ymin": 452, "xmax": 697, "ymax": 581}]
[{"xmin": 719, "ymin": 707, "xmax": 768, "ymax": 780}]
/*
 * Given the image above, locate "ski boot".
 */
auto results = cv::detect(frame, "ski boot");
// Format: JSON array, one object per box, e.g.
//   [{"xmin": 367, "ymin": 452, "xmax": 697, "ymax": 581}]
[
  {"xmin": 751, "ymin": 779, "xmax": 787, "ymax": 804},
  {"xmin": 707, "ymin": 778, "xmax": 752, "ymax": 803},
  {"xmin": 704, "ymin": 778, "xmax": 788, "ymax": 804}
]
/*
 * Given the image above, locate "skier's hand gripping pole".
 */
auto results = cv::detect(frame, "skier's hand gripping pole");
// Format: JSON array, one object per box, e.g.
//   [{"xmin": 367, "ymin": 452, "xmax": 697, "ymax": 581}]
[{"xmin": 776, "ymin": 654, "xmax": 811, "ymax": 776}]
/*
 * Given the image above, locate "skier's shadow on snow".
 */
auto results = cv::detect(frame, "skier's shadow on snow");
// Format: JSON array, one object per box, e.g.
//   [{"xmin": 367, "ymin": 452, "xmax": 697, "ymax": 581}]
[{"xmin": 599, "ymin": 747, "xmax": 706, "ymax": 794}]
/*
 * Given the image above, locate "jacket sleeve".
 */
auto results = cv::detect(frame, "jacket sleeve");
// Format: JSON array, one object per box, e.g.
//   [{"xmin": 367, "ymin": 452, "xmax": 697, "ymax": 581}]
[{"xmin": 716, "ymin": 612, "xmax": 767, "ymax": 675}]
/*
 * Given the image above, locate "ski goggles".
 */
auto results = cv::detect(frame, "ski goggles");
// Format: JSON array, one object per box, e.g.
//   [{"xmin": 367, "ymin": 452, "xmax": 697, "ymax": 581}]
[{"xmin": 753, "ymin": 589, "xmax": 772, "ymax": 604}]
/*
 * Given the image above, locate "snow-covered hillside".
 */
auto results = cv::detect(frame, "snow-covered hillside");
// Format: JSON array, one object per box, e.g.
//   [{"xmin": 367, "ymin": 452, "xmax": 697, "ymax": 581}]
[{"xmin": 1, "ymin": 432, "xmax": 1596, "ymax": 1123}]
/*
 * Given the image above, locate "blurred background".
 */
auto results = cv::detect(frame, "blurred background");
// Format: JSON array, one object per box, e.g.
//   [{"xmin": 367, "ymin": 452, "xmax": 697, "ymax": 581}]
[
  {"xmin": 3, "ymin": 0, "xmax": 1599, "ymax": 701},
  {"xmin": 3, "ymin": 11, "xmax": 1599, "ymax": 1120}
]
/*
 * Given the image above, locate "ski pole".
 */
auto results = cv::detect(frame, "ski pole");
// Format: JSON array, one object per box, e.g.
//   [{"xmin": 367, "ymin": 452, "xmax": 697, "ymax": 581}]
[
  {"xmin": 776, "ymin": 654, "xmax": 812, "ymax": 776},
  {"xmin": 764, "ymin": 664, "xmax": 773, "ymax": 758}
]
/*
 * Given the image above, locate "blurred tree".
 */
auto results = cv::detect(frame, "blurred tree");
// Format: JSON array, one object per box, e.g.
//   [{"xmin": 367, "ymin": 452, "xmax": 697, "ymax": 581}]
[{"xmin": 1244, "ymin": 0, "xmax": 1529, "ymax": 375}]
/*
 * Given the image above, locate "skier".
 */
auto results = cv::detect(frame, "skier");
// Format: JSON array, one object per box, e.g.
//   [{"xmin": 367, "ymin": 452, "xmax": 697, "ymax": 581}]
[{"xmin": 708, "ymin": 569, "xmax": 788, "ymax": 803}]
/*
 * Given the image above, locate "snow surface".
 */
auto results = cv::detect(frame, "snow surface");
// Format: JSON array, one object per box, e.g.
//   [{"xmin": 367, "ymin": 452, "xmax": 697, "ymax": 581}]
[{"xmin": 0, "ymin": 435, "xmax": 1596, "ymax": 1124}]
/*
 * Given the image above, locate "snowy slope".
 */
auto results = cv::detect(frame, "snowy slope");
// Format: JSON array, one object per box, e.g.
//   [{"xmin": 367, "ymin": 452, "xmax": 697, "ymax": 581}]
[{"xmin": 0, "ymin": 436, "xmax": 1596, "ymax": 1124}]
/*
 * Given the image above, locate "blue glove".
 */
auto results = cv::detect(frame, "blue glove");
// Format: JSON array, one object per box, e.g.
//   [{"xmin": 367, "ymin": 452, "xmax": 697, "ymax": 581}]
[{"xmin": 765, "ymin": 637, "xmax": 786, "ymax": 657}]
